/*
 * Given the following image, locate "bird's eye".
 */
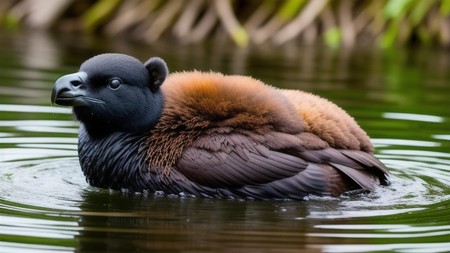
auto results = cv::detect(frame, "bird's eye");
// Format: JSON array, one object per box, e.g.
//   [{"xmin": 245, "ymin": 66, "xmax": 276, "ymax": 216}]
[{"xmin": 108, "ymin": 78, "xmax": 122, "ymax": 90}]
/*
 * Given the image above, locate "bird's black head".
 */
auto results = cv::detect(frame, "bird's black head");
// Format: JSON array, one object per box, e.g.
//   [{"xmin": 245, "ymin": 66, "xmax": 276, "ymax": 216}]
[{"xmin": 51, "ymin": 53, "xmax": 168, "ymax": 137}]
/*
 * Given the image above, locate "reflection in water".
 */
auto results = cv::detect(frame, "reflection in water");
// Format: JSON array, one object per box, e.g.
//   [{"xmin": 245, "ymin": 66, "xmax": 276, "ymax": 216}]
[
  {"xmin": 373, "ymin": 138, "xmax": 440, "ymax": 147},
  {"xmin": 19, "ymin": 32, "xmax": 62, "ymax": 70},
  {"xmin": 434, "ymin": 135, "xmax": 450, "ymax": 141},
  {"xmin": 383, "ymin": 112, "xmax": 444, "ymax": 123},
  {"xmin": 0, "ymin": 30, "xmax": 450, "ymax": 252},
  {"xmin": 76, "ymin": 193, "xmax": 310, "ymax": 252},
  {"xmin": 319, "ymin": 243, "xmax": 450, "ymax": 253},
  {"xmin": 0, "ymin": 104, "xmax": 71, "ymax": 113}
]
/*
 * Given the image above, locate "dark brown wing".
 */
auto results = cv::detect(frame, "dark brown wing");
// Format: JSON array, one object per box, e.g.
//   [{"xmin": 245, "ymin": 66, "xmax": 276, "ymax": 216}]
[
  {"xmin": 297, "ymin": 148, "xmax": 390, "ymax": 190},
  {"xmin": 175, "ymin": 132, "xmax": 389, "ymax": 199},
  {"xmin": 176, "ymin": 133, "xmax": 309, "ymax": 187}
]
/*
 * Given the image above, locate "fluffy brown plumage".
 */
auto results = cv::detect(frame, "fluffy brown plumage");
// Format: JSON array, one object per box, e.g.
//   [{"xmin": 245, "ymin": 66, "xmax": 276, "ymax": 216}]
[
  {"xmin": 282, "ymin": 89, "xmax": 374, "ymax": 152},
  {"xmin": 51, "ymin": 54, "xmax": 389, "ymax": 200},
  {"xmin": 146, "ymin": 71, "xmax": 388, "ymax": 197}
]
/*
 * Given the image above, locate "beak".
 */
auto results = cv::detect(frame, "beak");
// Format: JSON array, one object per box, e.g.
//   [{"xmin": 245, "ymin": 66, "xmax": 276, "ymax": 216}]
[{"xmin": 51, "ymin": 72, "xmax": 89, "ymax": 106}]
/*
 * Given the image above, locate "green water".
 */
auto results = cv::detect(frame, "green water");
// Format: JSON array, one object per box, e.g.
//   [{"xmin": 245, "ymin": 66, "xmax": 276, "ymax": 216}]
[{"xmin": 1, "ymin": 30, "xmax": 450, "ymax": 253}]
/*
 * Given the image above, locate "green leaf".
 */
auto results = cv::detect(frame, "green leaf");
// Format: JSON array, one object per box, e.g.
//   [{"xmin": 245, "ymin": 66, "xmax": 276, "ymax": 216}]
[
  {"xmin": 3, "ymin": 14, "xmax": 20, "ymax": 30},
  {"xmin": 324, "ymin": 27, "xmax": 341, "ymax": 48},
  {"xmin": 277, "ymin": 0, "xmax": 306, "ymax": 21},
  {"xmin": 83, "ymin": 0, "xmax": 123, "ymax": 32},
  {"xmin": 440, "ymin": 0, "xmax": 450, "ymax": 15},
  {"xmin": 410, "ymin": 0, "xmax": 435, "ymax": 26},
  {"xmin": 383, "ymin": 0, "xmax": 414, "ymax": 18},
  {"xmin": 380, "ymin": 20, "xmax": 400, "ymax": 48},
  {"xmin": 231, "ymin": 27, "xmax": 249, "ymax": 47}
]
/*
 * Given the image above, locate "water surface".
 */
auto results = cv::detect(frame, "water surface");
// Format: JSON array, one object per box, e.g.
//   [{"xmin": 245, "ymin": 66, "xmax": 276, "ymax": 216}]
[{"xmin": 1, "ymin": 31, "xmax": 450, "ymax": 252}]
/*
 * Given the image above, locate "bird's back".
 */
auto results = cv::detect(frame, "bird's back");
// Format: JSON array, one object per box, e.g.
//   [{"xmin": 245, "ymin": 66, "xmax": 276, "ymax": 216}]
[
  {"xmin": 282, "ymin": 89, "xmax": 374, "ymax": 152},
  {"xmin": 143, "ymin": 71, "xmax": 389, "ymax": 199}
]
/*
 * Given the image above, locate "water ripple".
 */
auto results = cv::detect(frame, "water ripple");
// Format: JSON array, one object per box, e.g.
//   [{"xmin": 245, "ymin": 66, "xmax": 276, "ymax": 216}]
[
  {"xmin": 0, "ymin": 64, "xmax": 448, "ymax": 253},
  {"xmin": 1, "ymin": 30, "xmax": 450, "ymax": 252},
  {"xmin": 0, "ymin": 104, "xmax": 71, "ymax": 114}
]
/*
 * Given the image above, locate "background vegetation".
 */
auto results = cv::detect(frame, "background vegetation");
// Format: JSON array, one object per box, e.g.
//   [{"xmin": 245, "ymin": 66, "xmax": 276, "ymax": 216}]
[{"xmin": 1, "ymin": 0, "xmax": 450, "ymax": 48}]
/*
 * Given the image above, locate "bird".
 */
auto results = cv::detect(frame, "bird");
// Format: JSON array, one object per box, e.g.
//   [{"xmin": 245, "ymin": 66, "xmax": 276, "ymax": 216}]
[{"xmin": 51, "ymin": 53, "xmax": 389, "ymax": 200}]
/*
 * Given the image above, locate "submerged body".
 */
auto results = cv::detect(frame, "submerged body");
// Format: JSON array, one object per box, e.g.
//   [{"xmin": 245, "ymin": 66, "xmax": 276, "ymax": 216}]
[{"xmin": 52, "ymin": 54, "xmax": 389, "ymax": 200}]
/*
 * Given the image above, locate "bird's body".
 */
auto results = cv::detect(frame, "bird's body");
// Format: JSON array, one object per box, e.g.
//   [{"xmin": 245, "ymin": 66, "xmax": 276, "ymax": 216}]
[{"xmin": 52, "ymin": 54, "xmax": 389, "ymax": 200}]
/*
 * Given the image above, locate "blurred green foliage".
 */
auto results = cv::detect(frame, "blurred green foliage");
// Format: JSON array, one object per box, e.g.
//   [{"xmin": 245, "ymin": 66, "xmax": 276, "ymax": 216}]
[{"xmin": 0, "ymin": 0, "xmax": 449, "ymax": 47}]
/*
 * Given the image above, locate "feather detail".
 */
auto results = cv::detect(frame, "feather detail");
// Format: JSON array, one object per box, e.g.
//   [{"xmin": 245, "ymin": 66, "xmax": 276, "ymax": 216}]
[
  {"xmin": 282, "ymin": 89, "xmax": 374, "ymax": 152},
  {"xmin": 146, "ymin": 71, "xmax": 305, "ymax": 172},
  {"xmin": 142, "ymin": 70, "xmax": 388, "ymax": 198}
]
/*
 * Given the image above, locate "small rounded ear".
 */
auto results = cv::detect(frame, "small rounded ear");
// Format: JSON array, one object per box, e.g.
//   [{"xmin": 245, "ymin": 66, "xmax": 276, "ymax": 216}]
[{"xmin": 144, "ymin": 57, "xmax": 168, "ymax": 92}]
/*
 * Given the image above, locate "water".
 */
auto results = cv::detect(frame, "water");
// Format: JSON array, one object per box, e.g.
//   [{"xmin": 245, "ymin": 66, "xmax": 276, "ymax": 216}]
[{"xmin": 1, "ymin": 30, "xmax": 450, "ymax": 252}]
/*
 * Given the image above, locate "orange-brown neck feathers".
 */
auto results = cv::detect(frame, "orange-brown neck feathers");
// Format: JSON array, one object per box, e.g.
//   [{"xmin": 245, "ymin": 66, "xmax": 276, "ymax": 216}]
[{"xmin": 161, "ymin": 71, "xmax": 303, "ymax": 134}]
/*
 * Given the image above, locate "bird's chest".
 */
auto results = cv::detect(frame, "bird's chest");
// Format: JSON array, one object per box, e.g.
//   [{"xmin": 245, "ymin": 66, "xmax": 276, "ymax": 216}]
[{"xmin": 77, "ymin": 127, "xmax": 150, "ymax": 191}]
